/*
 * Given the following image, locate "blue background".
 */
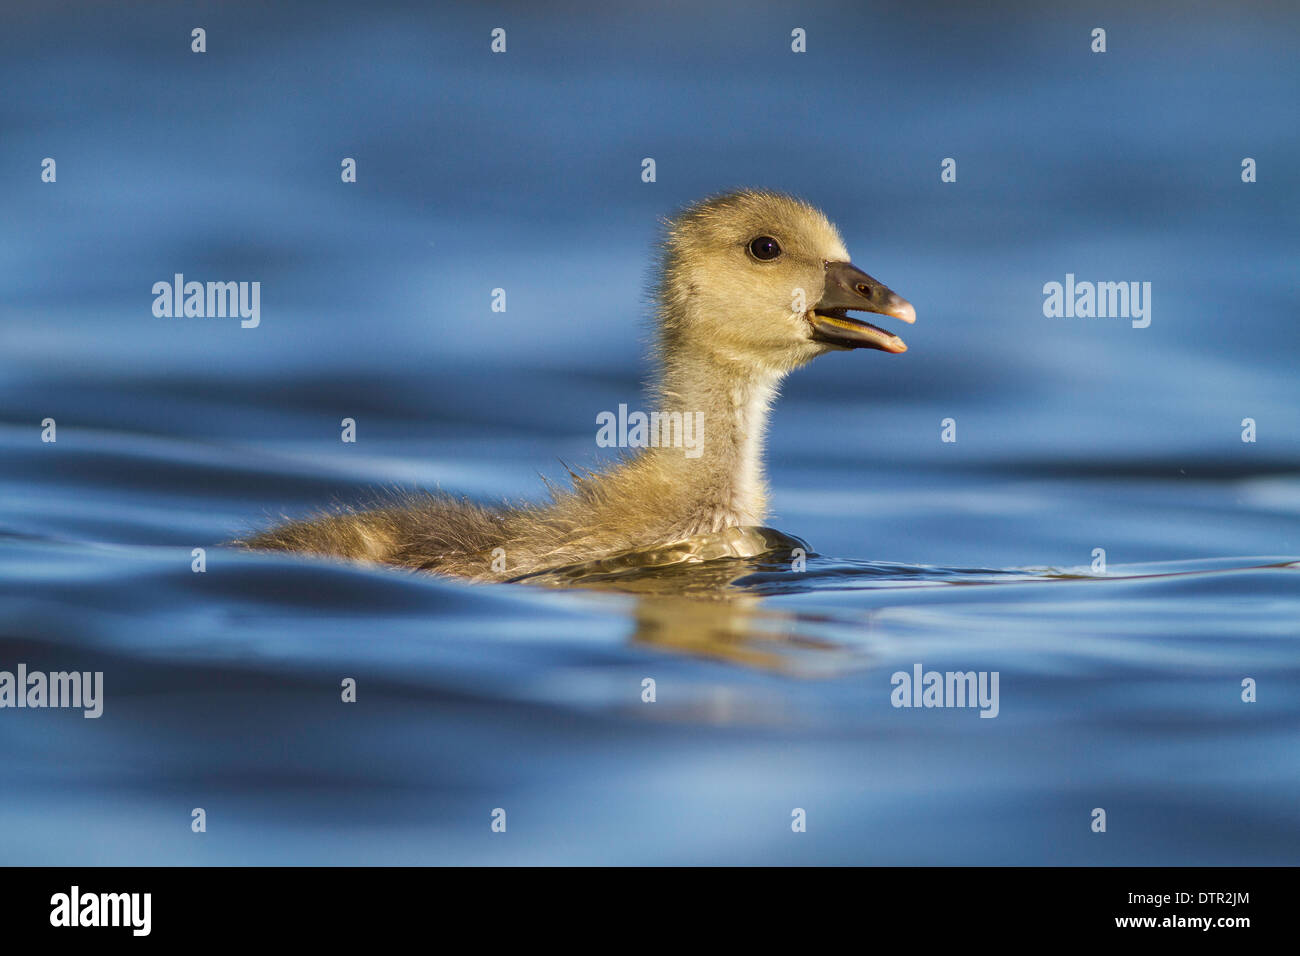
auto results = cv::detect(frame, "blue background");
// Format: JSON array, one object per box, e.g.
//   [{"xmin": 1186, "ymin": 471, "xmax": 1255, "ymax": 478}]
[{"xmin": 1, "ymin": 0, "xmax": 1297, "ymax": 864}]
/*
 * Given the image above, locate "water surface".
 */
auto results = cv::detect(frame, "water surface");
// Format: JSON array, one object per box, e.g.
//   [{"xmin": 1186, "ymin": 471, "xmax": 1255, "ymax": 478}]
[{"xmin": 2, "ymin": 0, "xmax": 1298, "ymax": 864}]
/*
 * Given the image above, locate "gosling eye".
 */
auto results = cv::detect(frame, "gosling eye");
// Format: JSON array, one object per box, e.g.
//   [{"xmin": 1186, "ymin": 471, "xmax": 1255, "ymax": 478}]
[{"xmin": 747, "ymin": 236, "xmax": 782, "ymax": 261}]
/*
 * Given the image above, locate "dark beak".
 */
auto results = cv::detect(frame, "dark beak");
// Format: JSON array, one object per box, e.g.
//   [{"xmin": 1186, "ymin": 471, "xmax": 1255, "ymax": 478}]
[{"xmin": 809, "ymin": 260, "xmax": 915, "ymax": 353}]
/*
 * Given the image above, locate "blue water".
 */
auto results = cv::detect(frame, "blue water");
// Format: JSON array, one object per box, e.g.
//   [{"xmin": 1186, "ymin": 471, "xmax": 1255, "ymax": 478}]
[{"xmin": 2, "ymin": 1, "xmax": 1298, "ymax": 864}]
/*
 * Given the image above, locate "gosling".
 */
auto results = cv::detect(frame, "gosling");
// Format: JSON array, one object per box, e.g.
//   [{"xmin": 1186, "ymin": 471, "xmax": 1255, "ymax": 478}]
[{"xmin": 241, "ymin": 190, "xmax": 915, "ymax": 580}]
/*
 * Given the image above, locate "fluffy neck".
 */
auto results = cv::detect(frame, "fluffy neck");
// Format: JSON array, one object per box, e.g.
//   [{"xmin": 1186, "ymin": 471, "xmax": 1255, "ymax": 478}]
[{"xmin": 644, "ymin": 339, "xmax": 784, "ymax": 532}]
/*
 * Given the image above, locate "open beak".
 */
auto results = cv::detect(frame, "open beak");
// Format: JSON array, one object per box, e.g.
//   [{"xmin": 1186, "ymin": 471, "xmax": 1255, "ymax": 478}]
[{"xmin": 808, "ymin": 260, "xmax": 915, "ymax": 353}]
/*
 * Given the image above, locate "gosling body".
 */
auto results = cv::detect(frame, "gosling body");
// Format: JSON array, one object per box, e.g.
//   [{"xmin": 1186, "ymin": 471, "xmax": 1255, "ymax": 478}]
[{"xmin": 242, "ymin": 190, "xmax": 915, "ymax": 580}]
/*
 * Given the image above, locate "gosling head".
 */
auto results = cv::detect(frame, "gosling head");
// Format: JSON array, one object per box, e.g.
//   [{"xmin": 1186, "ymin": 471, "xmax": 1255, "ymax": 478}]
[{"xmin": 657, "ymin": 189, "xmax": 915, "ymax": 374}]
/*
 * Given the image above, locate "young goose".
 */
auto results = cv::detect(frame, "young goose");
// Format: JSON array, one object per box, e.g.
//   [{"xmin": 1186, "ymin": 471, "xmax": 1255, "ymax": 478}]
[{"xmin": 241, "ymin": 190, "xmax": 915, "ymax": 580}]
